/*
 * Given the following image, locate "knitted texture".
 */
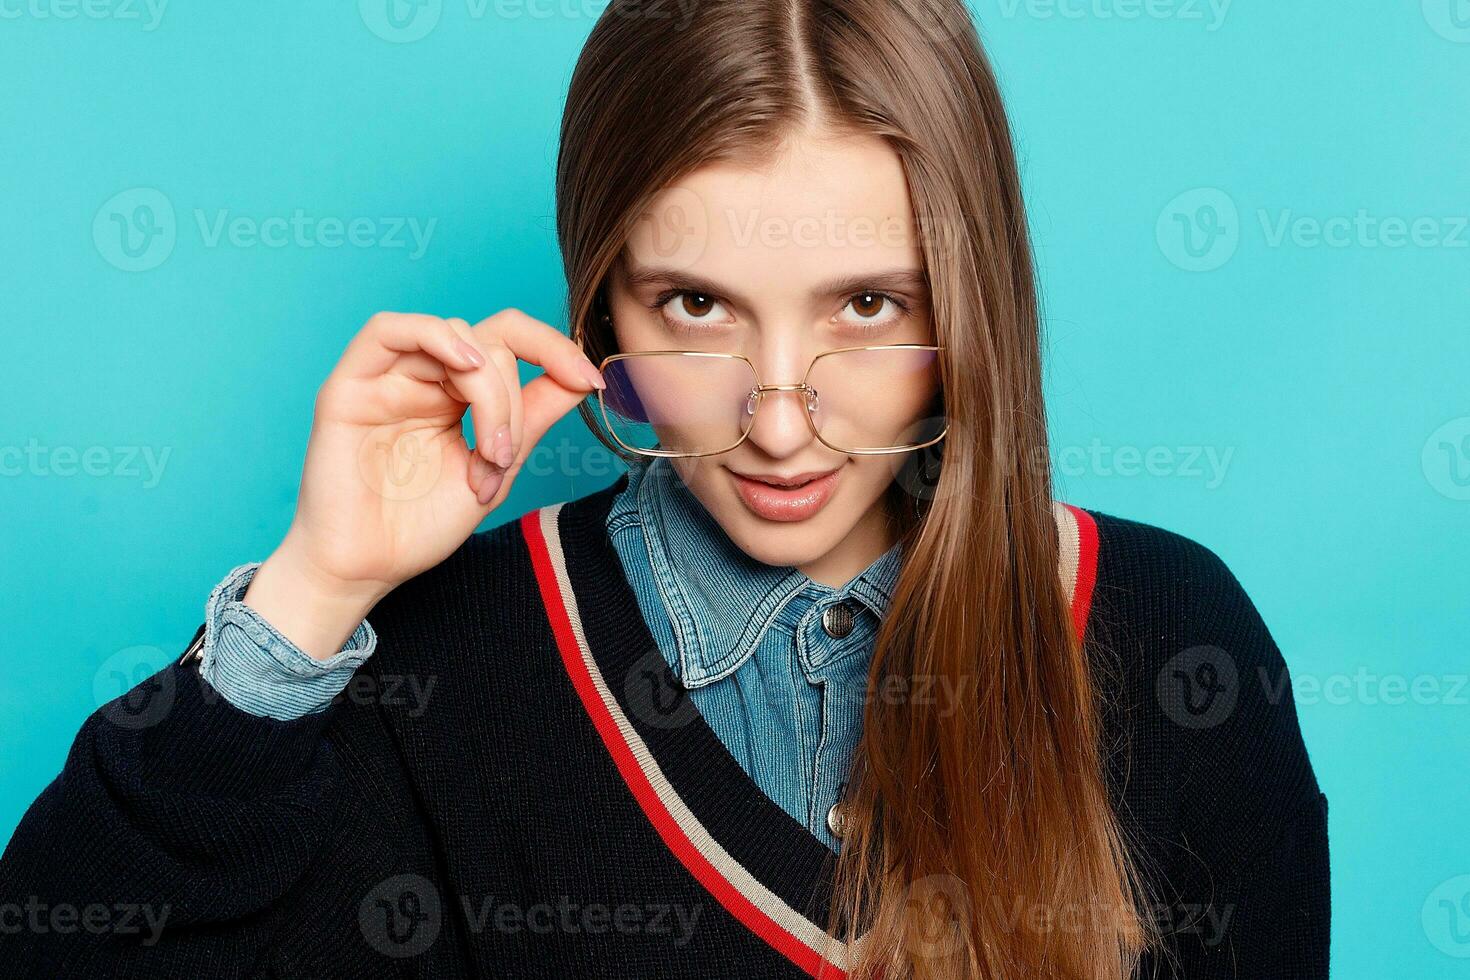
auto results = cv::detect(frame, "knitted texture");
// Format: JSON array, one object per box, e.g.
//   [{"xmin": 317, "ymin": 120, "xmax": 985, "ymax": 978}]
[{"xmin": 0, "ymin": 478, "xmax": 1328, "ymax": 977}]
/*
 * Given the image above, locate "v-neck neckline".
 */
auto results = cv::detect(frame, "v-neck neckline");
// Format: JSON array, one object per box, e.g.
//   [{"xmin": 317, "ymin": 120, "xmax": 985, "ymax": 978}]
[{"xmin": 521, "ymin": 482, "xmax": 853, "ymax": 977}]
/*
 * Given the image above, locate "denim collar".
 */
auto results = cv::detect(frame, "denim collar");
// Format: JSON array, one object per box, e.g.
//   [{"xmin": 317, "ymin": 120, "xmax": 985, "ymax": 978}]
[{"xmin": 606, "ymin": 459, "xmax": 903, "ymax": 689}]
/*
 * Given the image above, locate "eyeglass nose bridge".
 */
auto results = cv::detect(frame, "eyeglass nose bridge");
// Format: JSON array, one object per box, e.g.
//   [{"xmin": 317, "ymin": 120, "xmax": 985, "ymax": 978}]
[{"xmin": 744, "ymin": 381, "xmax": 820, "ymax": 418}]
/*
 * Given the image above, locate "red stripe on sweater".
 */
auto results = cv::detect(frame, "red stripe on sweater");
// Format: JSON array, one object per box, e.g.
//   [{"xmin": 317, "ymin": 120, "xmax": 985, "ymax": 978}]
[
  {"xmin": 1063, "ymin": 504, "xmax": 1100, "ymax": 638},
  {"xmin": 520, "ymin": 510, "xmax": 844, "ymax": 979}
]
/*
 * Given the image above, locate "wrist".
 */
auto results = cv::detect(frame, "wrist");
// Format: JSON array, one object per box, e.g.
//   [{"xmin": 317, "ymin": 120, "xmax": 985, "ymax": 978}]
[{"xmin": 243, "ymin": 540, "xmax": 386, "ymax": 661}]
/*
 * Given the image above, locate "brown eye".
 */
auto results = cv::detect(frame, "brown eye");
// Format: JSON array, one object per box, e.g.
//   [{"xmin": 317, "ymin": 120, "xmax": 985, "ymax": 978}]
[
  {"xmin": 835, "ymin": 291, "xmax": 905, "ymax": 335},
  {"xmin": 680, "ymin": 293, "xmax": 716, "ymax": 318},
  {"xmin": 851, "ymin": 292, "xmax": 885, "ymax": 318},
  {"xmin": 658, "ymin": 292, "xmax": 730, "ymax": 329}
]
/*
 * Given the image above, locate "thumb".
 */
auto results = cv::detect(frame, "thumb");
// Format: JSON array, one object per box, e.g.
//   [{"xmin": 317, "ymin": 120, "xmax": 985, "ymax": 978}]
[{"xmin": 520, "ymin": 372, "xmax": 596, "ymax": 452}]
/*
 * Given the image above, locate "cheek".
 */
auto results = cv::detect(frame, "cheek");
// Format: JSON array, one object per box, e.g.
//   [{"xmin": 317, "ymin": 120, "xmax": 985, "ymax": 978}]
[
  {"xmin": 670, "ymin": 457, "xmax": 707, "ymax": 490},
  {"xmin": 667, "ymin": 457, "xmax": 732, "ymax": 517},
  {"xmin": 840, "ymin": 455, "xmax": 901, "ymax": 510}
]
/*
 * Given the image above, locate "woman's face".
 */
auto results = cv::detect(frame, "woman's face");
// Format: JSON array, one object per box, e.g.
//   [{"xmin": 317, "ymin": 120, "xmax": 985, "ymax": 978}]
[{"xmin": 606, "ymin": 124, "xmax": 935, "ymax": 586}]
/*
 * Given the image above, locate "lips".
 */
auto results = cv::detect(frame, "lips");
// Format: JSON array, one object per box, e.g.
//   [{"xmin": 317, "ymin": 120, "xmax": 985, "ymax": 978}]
[
  {"xmin": 738, "ymin": 470, "xmax": 834, "ymax": 489},
  {"xmin": 729, "ymin": 467, "xmax": 841, "ymax": 522}
]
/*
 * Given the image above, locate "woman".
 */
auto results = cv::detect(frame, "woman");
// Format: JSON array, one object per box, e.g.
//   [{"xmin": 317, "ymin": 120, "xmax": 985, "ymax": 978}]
[{"xmin": 0, "ymin": 0, "xmax": 1327, "ymax": 977}]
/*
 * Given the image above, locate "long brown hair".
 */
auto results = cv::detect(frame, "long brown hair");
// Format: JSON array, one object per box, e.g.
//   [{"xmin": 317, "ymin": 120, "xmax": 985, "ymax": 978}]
[{"xmin": 556, "ymin": 1, "xmax": 1150, "ymax": 976}]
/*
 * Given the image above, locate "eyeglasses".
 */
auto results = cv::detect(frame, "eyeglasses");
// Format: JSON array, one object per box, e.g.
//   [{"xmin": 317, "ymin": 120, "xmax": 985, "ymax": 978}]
[{"xmin": 594, "ymin": 344, "xmax": 947, "ymax": 458}]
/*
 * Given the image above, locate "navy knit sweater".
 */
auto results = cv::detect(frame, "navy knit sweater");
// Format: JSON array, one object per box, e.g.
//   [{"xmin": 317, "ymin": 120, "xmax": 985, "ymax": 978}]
[{"xmin": 0, "ymin": 477, "xmax": 1329, "ymax": 977}]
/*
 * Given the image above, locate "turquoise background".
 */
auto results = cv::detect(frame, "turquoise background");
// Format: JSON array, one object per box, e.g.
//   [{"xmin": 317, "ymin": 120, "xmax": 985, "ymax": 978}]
[{"xmin": 2, "ymin": 2, "xmax": 1466, "ymax": 974}]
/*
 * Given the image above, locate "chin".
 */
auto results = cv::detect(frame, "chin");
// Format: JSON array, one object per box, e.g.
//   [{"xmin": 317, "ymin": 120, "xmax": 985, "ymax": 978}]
[{"xmin": 719, "ymin": 509, "xmax": 848, "ymax": 568}]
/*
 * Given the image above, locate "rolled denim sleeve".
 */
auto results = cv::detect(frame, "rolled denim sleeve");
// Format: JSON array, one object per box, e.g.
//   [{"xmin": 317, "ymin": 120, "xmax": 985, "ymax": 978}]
[{"xmin": 198, "ymin": 563, "xmax": 376, "ymax": 721}]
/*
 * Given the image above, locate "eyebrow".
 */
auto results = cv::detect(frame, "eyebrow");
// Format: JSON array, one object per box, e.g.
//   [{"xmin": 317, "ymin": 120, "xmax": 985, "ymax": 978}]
[{"xmin": 619, "ymin": 263, "xmax": 929, "ymax": 307}]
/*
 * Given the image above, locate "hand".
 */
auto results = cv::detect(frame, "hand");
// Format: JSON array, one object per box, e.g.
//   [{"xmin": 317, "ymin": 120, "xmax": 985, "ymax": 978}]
[{"xmin": 243, "ymin": 310, "xmax": 604, "ymax": 658}]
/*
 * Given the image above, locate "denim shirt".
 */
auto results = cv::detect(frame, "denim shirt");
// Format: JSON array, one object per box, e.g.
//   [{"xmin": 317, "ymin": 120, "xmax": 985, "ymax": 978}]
[
  {"xmin": 201, "ymin": 463, "xmax": 899, "ymax": 851},
  {"xmin": 607, "ymin": 459, "xmax": 900, "ymax": 851}
]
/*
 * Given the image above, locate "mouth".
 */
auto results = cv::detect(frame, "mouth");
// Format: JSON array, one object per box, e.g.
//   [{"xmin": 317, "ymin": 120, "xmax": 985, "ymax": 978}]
[{"xmin": 728, "ymin": 466, "xmax": 843, "ymax": 522}]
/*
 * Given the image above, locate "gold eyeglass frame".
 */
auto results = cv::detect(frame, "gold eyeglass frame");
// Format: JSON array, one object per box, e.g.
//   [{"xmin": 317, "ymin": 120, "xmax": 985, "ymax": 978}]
[{"xmin": 594, "ymin": 344, "xmax": 948, "ymax": 459}]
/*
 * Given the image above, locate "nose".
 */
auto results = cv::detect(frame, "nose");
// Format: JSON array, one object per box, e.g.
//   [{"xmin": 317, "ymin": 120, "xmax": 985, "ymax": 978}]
[{"xmin": 743, "ymin": 383, "xmax": 818, "ymax": 459}]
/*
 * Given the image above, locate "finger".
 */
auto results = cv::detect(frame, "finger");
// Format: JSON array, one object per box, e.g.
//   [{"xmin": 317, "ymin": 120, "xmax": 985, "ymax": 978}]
[
  {"xmin": 391, "ymin": 351, "xmax": 449, "ymax": 385},
  {"xmin": 340, "ymin": 353, "xmax": 455, "ymax": 421},
  {"xmin": 473, "ymin": 309, "xmax": 605, "ymax": 395},
  {"xmin": 341, "ymin": 312, "xmax": 485, "ymax": 380},
  {"xmin": 445, "ymin": 322, "xmax": 522, "ymax": 469},
  {"xmin": 443, "ymin": 353, "xmax": 519, "ymax": 469},
  {"xmin": 465, "ymin": 451, "xmax": 506, "ymax": 507},
  {"xmin": 442, "ymin": 360, "xmax": 513, "ymax": 469},
  {"xmin": 485, "ymin": 343, "xmax": 525, "ymax": 467}
]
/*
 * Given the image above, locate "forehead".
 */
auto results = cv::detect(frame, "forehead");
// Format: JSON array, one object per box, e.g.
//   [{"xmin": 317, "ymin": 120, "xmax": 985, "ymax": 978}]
[{"xmin": 624, "ymin": 128, "xmax": 923, "ymax": 290}]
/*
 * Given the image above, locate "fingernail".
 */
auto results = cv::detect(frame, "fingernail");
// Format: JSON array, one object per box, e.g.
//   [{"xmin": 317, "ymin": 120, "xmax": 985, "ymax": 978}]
[
  {"xmin": 491, "ymin": 425, "xmax": 515, "ymax": 468},
  {"xmin": 456, "ymin": 339, "xmax": 486, "ymax": 368},
  {"xmin": 476, "ymin": 470, "xmax": 503, "ymax": 506},
  {"xmin": 580, "ymin": 361, "xmax": 606, "ymax": 390}
]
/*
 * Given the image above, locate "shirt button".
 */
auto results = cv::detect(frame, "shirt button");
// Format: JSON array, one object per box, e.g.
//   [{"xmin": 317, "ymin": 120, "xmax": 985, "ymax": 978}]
[
  {"xmin": 821, "ymin": 603, "xmax": 855, "ymax": 639},
  {"xmin": 827, "ymin": 803, "xmax": 847, "ymax": 839}
]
